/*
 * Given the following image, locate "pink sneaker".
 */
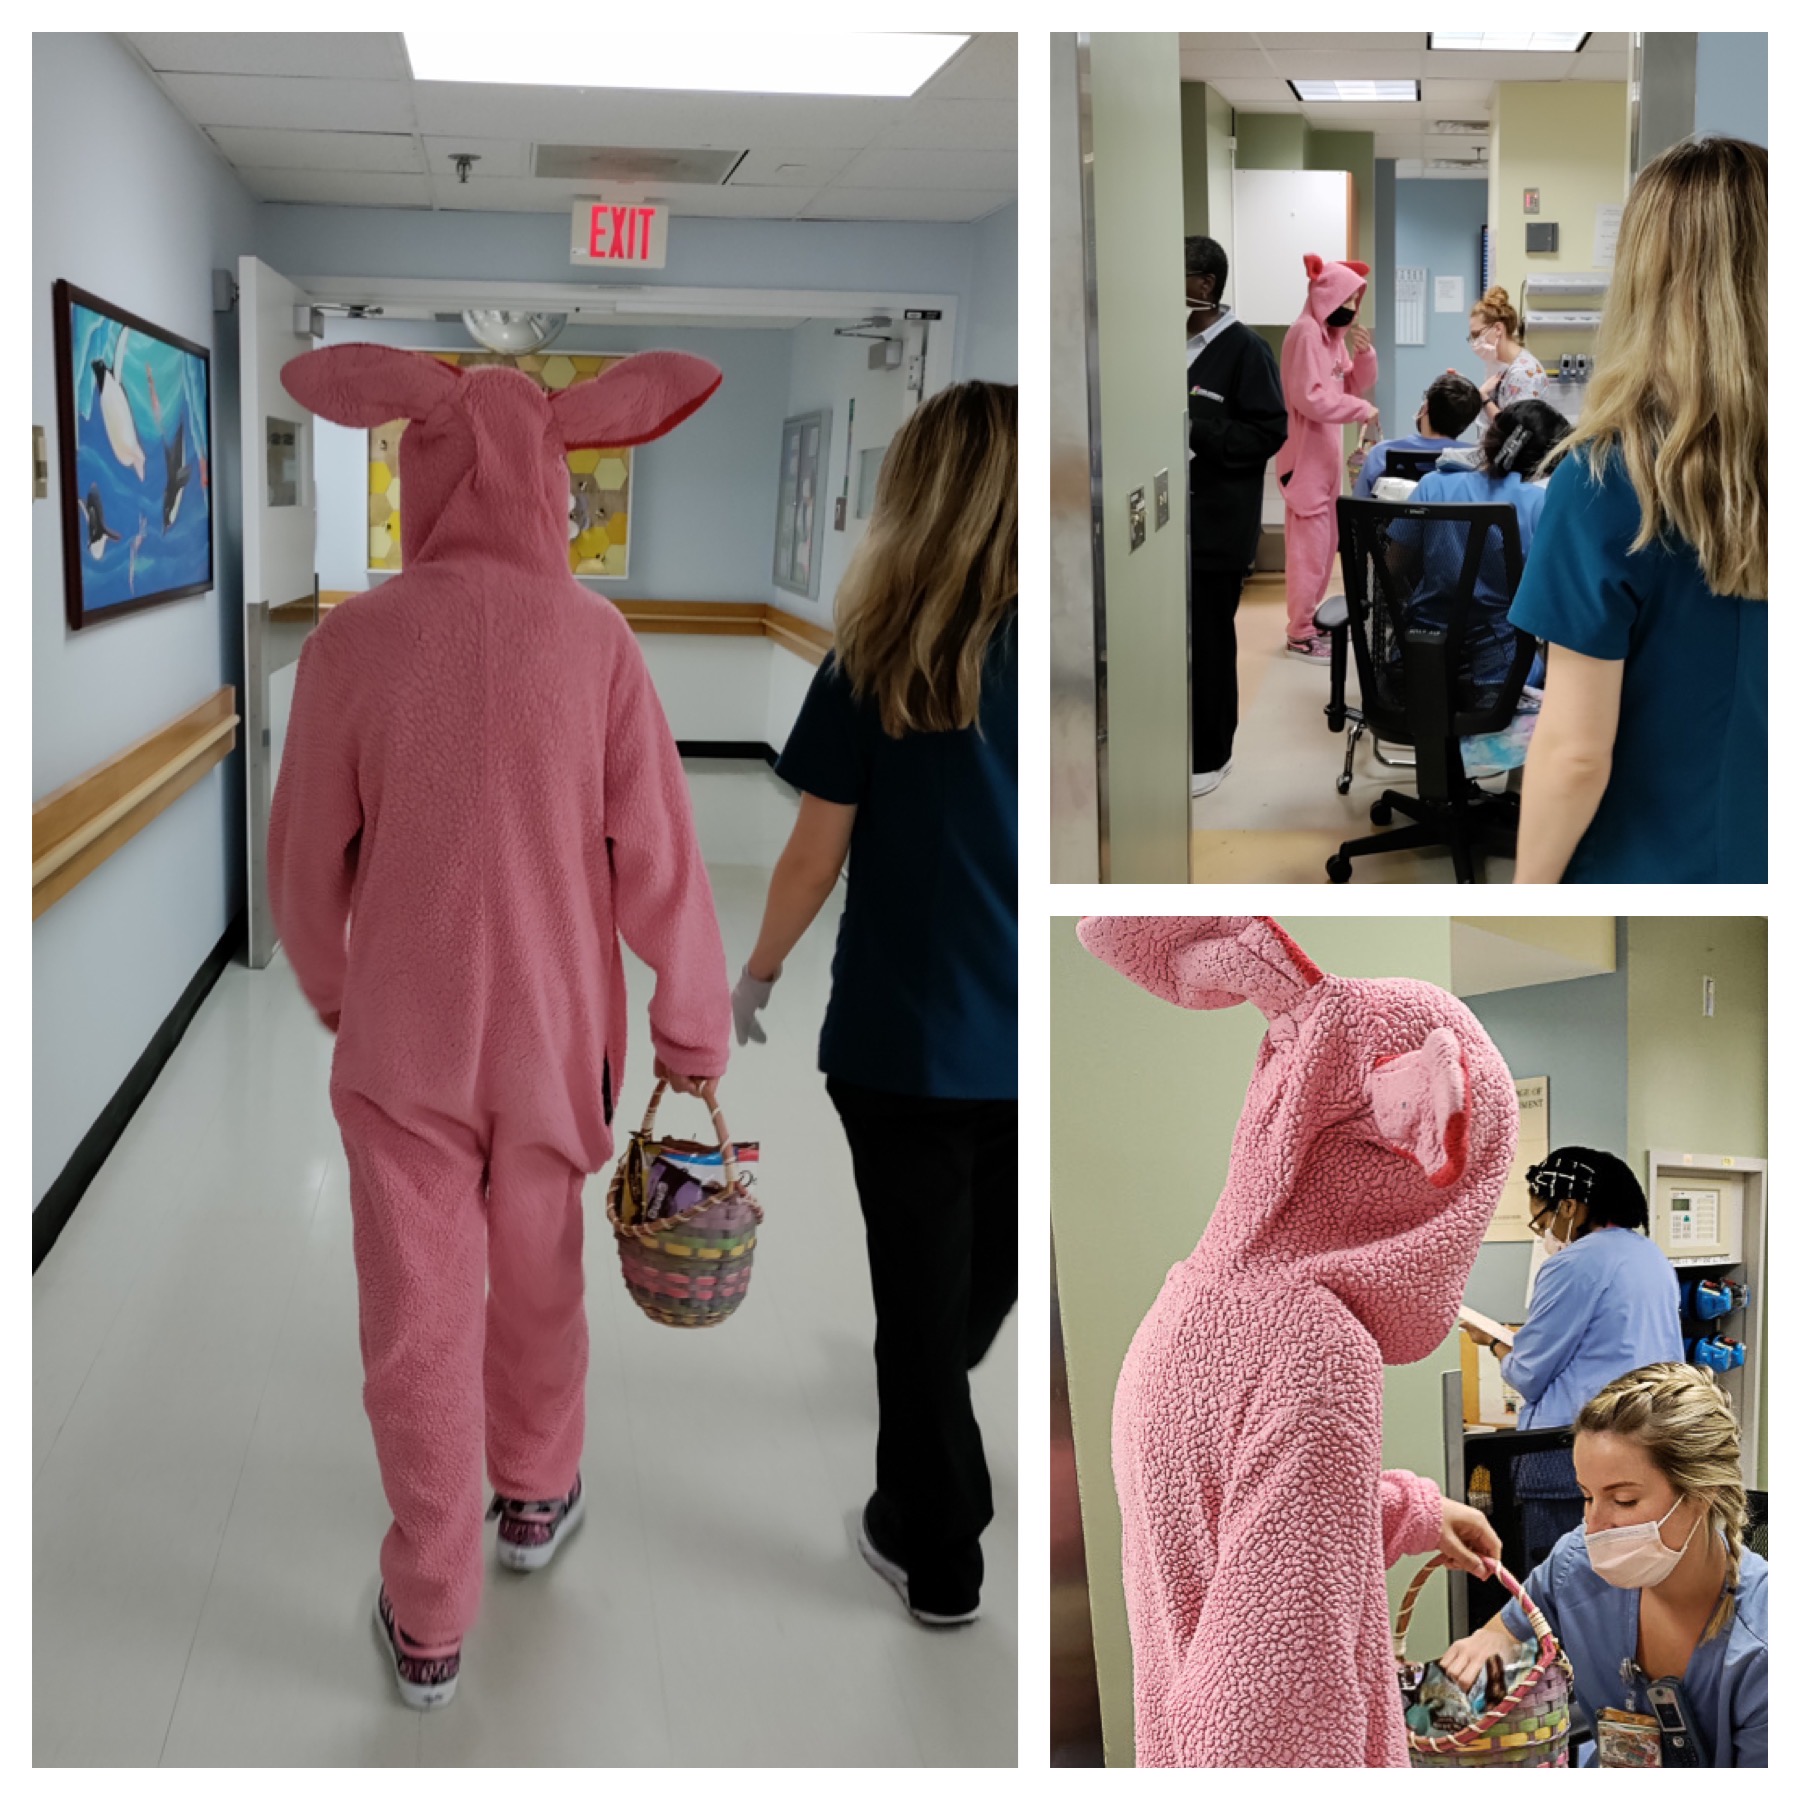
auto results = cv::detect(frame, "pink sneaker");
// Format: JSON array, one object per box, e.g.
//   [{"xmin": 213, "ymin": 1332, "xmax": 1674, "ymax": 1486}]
[
  {"xmin": 374, "ymin": 1585, "xmax": 460, "ymax": 1710},
  {"xmin": 489, "ymin": 1473, "xmax": 586, "ymax": 1572},
  {"xmin": 1286, "ymin": 633, "xmax": 1334, "ymax": 664}
]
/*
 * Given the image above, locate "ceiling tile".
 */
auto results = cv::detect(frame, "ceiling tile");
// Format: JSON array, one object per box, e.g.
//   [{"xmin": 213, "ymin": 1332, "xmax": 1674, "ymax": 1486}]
[
  {"xmin": 126, "ymin": 32, "xmax": 410, "ymax": 79},
  {"xmin": 832, "ymin": 147, "xmax": 1015, "ymax": 193},
  {"xmin": 205, "ymin": 126, "xmax": 425, "ymax": 173},
  {"xmin": 1181, "ymin": 51, "xmax": 1283, "ymax": 80},
  {"xmin": 802, "ymin": 186, "xmax": 1013, "ymax": 223},
  {"xmin": 728, "ymin": 146, "xmax": 861, "ymax": 187},
  {"xmin": 916, "ymin": 34, "xmax": 1015, "ymax": 101},
  {"xmin": 1256, "ymin": 33, "xmax": 1425, "ymax": 51},
  {"xmin": 1178, "ymin": 35, "xmax": 1266, "ymax": 50},
  {"xmin": 420, "ymin": 136, "xmax": 530, "ymax": 179},
  {"xmin": 877, "ymin": 98, "xmax": 1018, "ymax": 152},
  {"xmin": 157, "ymin": 71, "xmax": 417, "ymax": 131},
  {"xmin": 1203, "ymin": 81, "xmax": 1301, "ymax": 108},
  {"xmin": 244, "ymin": 169, "xmax": 434, "ymax": 208}
]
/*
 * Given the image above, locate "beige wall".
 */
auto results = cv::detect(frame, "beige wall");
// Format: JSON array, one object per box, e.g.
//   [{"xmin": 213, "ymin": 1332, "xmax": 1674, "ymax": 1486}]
[
  {"xmin": 1486, "ymin": 82, "xmax": 1629, "ymax": 368},
  {"xmin": 1050, "ymin": 916, "xmax": 1463, "ymax": 1765}
]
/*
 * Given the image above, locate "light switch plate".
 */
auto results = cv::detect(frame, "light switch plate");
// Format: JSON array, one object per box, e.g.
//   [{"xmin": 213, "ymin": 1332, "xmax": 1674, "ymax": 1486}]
[
  {"xmin": 1127, "ymin": 486, "xmax": 1147, "ymax": 551},
  {"xmin": 1153, "ymin": 468, "xmax": 1170, "ymax": 529}
]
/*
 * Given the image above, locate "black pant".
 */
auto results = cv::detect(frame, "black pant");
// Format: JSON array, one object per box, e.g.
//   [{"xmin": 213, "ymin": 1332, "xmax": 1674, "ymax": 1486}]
[
  {"xmin": 827, "ymin": 1079, "xmax": 1018, "ymax": 1609},
  {"xmin": 1191, "ymin": 564, "xmax": 1246, "ymax": 775}
]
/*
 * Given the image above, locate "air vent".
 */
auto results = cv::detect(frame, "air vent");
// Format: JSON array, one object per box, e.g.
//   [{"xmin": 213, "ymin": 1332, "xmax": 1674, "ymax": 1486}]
[
  {"xmin": 1432, "ymin": 119, "xmax": 1490, "ymax": 134},
  {"xmin": 533, "ymin": 144, "xmax": 744, "ymax": 184},
  {"xmin": 1428, "ymin": 156, "xmax": 1488, "ymax": 171}
]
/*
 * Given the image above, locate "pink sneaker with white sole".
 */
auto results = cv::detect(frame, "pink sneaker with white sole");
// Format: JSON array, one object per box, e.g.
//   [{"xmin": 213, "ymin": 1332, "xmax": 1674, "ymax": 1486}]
[
  {"xmin": 489, "ymin": 1472, "xmax": 585, "ymax": 1572},
  {"xmin": 374, "ymin": 1584, "xmax": 461, "ymax": 1710}
]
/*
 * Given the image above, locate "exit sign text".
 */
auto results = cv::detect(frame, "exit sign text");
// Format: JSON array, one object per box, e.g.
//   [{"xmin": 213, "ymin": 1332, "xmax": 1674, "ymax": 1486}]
[{"xmin": 570, "ymin": 202, "xmax": 670, "ymax": 269}]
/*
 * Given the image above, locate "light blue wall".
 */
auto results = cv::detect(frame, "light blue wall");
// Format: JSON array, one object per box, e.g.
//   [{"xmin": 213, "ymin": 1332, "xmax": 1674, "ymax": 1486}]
[
  {"xmin": 963, "ymin": 201, "xmax": 1018, "ymax": 383},
  {"xmin": 1389, "ymin": 177, "xmax": 1488, "ymax": 446},
  {"xmin": 1461, "ymin": 921, "xmax": 1630, "ymax": 1321},
  {"xmin": 1695, "ymin": 34, "xmax": 1767, "ymax": 144},
  {"xmin": 33, "ymin": 33, "xmax": 261, "ymax": 1207},
  {"xmin": 315, "ymin": 319, "xmax": 789, "ymax": 600}
]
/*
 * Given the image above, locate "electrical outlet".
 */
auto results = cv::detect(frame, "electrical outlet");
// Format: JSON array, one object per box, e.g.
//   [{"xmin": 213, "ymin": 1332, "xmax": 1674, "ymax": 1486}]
[
  {"xmin": 1153, "ymin": 469, "xmax": 1170, "ymax": 529},
  {"xmin": 1127, "ymin": 486, "xmax": 1147, "ymax": 551}
]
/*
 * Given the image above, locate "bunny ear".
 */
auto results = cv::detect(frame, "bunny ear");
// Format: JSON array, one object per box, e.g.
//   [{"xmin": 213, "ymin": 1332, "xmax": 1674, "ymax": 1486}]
[
  {"xmin": 1076, "ymin": 916, "xmax": 1324, "ymax": 1020},
  {"xmin": 280, "ymin": 344, "xmax": 462, "ymax": 428},
  {"xmin": 1367, "ymin": 1029, "xmax": 1470, "ymax": 1187},
  {"xmin": 551, "ymin": 351, "xmax": 722, "ymax": 450},
  {"xmin": 1303, "ymin": 253, "xmax": 1325, "ymax": 279},
  {"xmin": 1345, "ymin": 260, "xmax": 1371, "ymax": 279}
]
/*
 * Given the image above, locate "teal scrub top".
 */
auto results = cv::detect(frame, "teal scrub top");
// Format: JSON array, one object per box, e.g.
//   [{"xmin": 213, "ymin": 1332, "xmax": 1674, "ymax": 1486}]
[
  {"xmin": 1507, "ymin": 447, "xmax": 1766, "ymax": 882},
  {"xmin": 1501, "ymin": 1528, "xmax": 1768, "ymax": 1767}
]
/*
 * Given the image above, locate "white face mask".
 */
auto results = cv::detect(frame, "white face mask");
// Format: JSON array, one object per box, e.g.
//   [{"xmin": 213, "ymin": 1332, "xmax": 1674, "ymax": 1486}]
[
  {"xmin": 1472, "ymin": 327, "xmax": 1503, "ymax": 364},
  {"xmin": 1586, "ymin": 1495, "xmax": 1702, "ymax": 1589}
]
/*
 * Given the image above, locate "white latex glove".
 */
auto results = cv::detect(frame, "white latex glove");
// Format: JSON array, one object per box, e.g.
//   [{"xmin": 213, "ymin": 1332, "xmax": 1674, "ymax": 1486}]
[{"xmin": 732, "ymin": 965, "xmax": 776, "ymax": 1045}]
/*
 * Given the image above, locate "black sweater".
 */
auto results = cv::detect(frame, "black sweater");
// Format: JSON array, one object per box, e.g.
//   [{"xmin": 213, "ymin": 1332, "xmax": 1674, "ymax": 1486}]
[{"xmin": 1187, "ymin": 321, "xmax": 1287, "ymax": 573}]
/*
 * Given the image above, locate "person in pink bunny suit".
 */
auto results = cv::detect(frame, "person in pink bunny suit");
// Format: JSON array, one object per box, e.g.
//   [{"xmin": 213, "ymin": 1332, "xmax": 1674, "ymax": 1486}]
[
  {"xmin": 1276, "ymin": 255, "xmax": 1379, "ymax": 660},
  {"xmin": 270, "ymin": 344, "xmax": 730, "ymax": 1709},
  {"xmin": 1076, "ymin": 916, "xmax": 1515, "ymax": 1767}
]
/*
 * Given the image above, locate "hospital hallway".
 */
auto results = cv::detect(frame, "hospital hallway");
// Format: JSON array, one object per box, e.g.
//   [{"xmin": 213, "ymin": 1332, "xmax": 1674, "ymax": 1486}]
[
  {"xmin": 1189, "ymin": 576, "xmax": 1516, "ymax": 884},
  {"xmin": 32, "ymin": 759, "xmax": 1017, "ymax": 1769}
]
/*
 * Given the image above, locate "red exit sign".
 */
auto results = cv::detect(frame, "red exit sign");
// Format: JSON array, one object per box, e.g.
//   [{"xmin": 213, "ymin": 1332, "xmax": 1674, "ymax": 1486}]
[{"xmin": 570, "ymin": 201, "xmax": 669, "ymax": 269}]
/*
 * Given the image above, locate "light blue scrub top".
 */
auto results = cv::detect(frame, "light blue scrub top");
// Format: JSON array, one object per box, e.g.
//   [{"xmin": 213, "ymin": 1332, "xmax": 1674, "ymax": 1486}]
[
  {"xmin": 1501, "ymin": 1226, "xmax": 1684, "ymax": 1429},
  {"xmin": 1501, "ymin": 1527, "xmax": 1768, "ymax": 1767}
]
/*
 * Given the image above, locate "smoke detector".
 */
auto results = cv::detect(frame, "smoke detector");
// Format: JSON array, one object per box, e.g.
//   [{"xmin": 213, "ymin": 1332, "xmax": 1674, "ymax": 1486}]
[{"xmin": 462, "ymin": 310, "xmax": 568, "ymax": 354}]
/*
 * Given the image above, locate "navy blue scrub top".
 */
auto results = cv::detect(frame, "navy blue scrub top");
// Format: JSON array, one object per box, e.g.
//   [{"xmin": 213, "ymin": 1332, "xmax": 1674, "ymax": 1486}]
[
  {"xmin": 775, "ymin": 621, "xmax": 1017, "ymax": 1100},
  {"xmin": 1507, "ymin": 446, "xmax": 1766, "ymax": 882}
]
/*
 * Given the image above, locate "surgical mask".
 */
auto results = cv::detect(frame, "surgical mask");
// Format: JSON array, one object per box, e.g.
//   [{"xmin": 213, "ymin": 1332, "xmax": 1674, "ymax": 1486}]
[
  {"xmin": 1326, "ymin": 304, "xmax": 1357, "ymax": 328},
  {"xmin": 1472, "ymin": 327, "xmax": 1502, "ymax": 363},
  {"xmin": 1586, "ymin": 1495, "xmax": 1703, "ymax": 1589},
  {"xmin": 1539, "ymin": 1225, "xmax": 1569, "ymax": 1257}
]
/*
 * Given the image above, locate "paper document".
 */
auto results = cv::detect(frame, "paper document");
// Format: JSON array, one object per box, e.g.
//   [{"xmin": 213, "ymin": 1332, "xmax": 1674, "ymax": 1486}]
[
  {"xmin": 1458, "ymin": 1305, "xmax": 1516, "ymax": 1348},
  {"xmin": 1394, "ymin": 265, "xmax": 1427, "ymax": 346}
]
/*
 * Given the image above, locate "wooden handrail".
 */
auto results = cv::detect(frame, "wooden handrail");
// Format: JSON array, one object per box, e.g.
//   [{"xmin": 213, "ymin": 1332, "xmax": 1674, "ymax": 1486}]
[
  {"xmin": 312, "ymin": 591, "xmax": 834, "ymax": 666},
  {"xmin": 33, "ymin": 688, "xmax": 240, "ymax": 919}
]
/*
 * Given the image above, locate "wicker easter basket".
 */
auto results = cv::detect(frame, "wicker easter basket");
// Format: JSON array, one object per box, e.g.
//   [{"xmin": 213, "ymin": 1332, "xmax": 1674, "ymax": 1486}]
[
  {"xmin": 1394, "ymin": 1555, "xmax": 1575, "ymax": 1768},
  {"xmin": 604, "ymin": 1080, "xmax": 762, "ymax": 1329}
]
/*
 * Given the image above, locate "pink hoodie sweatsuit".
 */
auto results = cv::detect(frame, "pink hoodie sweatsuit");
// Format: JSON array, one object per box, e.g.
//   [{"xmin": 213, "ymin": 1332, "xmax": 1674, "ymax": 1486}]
[
  {"xmin": 1275, "ymin": 256, "xmax": 1379, "ymax": 641},
  {"xmin": 269, "ymin": 344, "xmax": 731, "ymax": 1646},
  {"xmin": 1077, "ymin": 917, "xmax": 1517, "ymax": 1767}
]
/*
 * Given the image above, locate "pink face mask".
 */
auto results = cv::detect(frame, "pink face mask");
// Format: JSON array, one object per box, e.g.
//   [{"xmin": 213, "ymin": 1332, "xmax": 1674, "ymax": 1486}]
[
  {"xmin": 1585, "ymin": 1495, "xmax": 1702, "ymax": 1589},
  {"xmin": 1472, "ymin": 326, "xmax": 1503, "ymax": 364}
]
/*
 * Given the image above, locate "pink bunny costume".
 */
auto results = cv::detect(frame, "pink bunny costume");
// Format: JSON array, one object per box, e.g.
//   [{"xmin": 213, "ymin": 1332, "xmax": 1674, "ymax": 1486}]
[
  {"xmin": 270, "ymin": 346, "xmax": 730, "ymax": 1645},
  {"xmin": 1274, "ymin": 256, "xmax": 1379, "ymax": 641},
  {"xmin": 1077, "ymin": 917, "xmax": 1517, "ymax": 1766}
]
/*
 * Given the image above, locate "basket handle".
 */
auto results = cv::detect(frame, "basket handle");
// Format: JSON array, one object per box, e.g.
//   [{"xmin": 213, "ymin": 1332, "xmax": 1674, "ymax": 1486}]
[
  {"xmin": 1394, "ymin": 1554, "xmax": 1564, "ymax": 1752},
  {"xmin": 638, "ymin": 1076, "xmax": 740, "ymax": 1193}
]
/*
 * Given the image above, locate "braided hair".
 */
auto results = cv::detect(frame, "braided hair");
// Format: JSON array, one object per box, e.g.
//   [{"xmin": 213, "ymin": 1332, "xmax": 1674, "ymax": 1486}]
[{"xmin": 1577, "ymin": 1363, "xmax": 1749, "ymax": 1641}]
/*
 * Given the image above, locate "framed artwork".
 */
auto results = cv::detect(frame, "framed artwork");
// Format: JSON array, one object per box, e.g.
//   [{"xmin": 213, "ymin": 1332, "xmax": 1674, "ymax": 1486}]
[
  {"xmin": 368, "ymin": 350, "xmax": 635, "ymax": 578},
  {"xmin": 773, "ymin": 409, "xmax": 831, "ymax": 600},
  {"xmin": 53, "ymin": 280, "xmax": 214, "ymax": 630}
]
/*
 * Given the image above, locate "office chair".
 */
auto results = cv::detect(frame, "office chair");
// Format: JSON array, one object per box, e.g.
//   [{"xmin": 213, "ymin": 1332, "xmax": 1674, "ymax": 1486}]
[
  {"xmin": 1318, "ymin": 496, "xmax": 1539, "ymax": 884},
  {"xmin": 1384, "ymin": 447, "xmax": 1447, "ymax": 483},
  {"xmin": 1747, "ymin": 1489, "xmax": 1768, "ymax": 1561}
]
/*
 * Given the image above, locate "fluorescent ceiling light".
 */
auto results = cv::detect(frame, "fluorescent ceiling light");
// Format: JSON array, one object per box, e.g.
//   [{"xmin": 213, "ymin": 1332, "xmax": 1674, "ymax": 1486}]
[
  {"xmin": 403, "ymin": 33, "xmax": 969, "ymax": 97},
  {"xmin": 1287, "ymin": 80, "xmax": 1421, "ymax": 103},
  {"xmin": 1429, "ymin": 33, "xmax": 1592, "ymax": 52}
]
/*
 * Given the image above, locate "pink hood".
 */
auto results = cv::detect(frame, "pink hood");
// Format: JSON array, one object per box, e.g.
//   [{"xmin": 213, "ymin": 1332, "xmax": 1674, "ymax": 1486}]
[
  {"xmin": 1076, "ymin": 916, "xmax": 1516, "ymax": 1363},
  {"xmin": 1300, "ymin": 253, "xmax": 1369, "ymax": 330}
]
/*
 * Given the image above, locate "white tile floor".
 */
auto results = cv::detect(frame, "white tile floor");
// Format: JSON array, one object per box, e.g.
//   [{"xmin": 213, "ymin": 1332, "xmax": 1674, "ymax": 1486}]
[{"xmin": 33, "ymin": 761, "xmax": 1017, "ymax": 1768}]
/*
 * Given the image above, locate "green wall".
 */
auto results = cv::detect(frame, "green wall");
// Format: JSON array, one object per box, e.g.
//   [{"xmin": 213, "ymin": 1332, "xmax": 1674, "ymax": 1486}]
[
  {"xmin": 1087, "ymin": 34, "xmax": 1191, "ymax": 882},
  {"xmin": 1050, "ymin": 916, "xmax": 1462, "ymax": 1766},
  {"xmin": 1624, "ymin": 918, "xmax": 1768, "ymax": 1485},
  {"xmin": 1180, "ymin": 82, "xmax": 1211, "ymax": 235}
]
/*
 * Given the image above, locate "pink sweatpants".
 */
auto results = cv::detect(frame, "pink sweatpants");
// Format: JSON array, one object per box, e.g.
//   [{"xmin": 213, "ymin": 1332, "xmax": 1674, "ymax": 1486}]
[
  {"xmin": 1283, "ymin": 504, "xmax": 1340, "ymax": 642},
  {"xmin": 336, "ymin": 1087, "xmax": 589, "ymax": 1646}
]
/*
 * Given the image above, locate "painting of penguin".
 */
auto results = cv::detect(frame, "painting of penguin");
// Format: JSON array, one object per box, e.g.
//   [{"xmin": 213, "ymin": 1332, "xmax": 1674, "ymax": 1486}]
[
  {"xmin": 162, "ymin": 415, "xmax": 192, "ymax": 532},
  {"xmin": 92, "ymin": 326, "xmax": 148, "ymax": 481},
  {"xmin": 83, "ymin": 484, "xmax": 124, "ymax": 561}
]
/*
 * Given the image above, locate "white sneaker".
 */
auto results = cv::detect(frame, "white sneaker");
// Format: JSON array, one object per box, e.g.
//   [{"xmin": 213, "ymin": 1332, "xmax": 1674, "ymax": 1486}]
[{"xmin": 1191, "ymin": 758, "xmax": 1234, "ymax": 798}]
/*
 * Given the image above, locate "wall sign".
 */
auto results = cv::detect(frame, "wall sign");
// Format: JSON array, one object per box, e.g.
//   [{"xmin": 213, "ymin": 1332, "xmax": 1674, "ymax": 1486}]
[
  {"xmin": 569, "ymin": 202, "xmax": 669, "ymax": 269},
  {"xmin": 1484, "ymin": 1075, "xmax": 1548, "ymax": 1242}
]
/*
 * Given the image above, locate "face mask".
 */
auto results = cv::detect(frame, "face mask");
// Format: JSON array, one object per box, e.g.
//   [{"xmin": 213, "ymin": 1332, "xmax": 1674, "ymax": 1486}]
[
  {"xmin": 1540, "ymin": 1224, "xmax": 1568, "ymax": 1257},
  {"xmin": 1586, "ymin": 1495, "xmax": 1703, "ymax": 1589},
  {"xmin": 1326, "ymin": 304, "xmax": 1357, "ymax": 328},
  {"xmin": 1472, "ymin": 328, "xmax": 1502, "ymax": 364}
]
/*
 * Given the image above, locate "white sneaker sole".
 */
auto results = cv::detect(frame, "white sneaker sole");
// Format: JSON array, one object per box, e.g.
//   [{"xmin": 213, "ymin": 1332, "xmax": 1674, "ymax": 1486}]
[
  {"xmin": 496, "ymin": 1485, "xmax": 586, "ymax": 1572},
  {"xmin": 373, "ymin": 1596, "xmax": 458, "ymax": 1710},
  {"xmin": 856, "ymin": 1518, "xmax": 980, "ymax": 1627}
]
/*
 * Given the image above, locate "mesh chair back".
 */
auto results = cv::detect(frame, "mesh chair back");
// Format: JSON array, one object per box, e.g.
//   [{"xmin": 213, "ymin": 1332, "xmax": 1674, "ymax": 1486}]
[
  {"xmin": 1747, "ymin": 1489, "xmax": 1768, "ymax": 1561},
  {"xmin": 1460, "ymin": 1426, "xmax": 1582, "ymax": 1627},
  {"xmin": 1386, "ymin": 447, "xmax": 1447, "ymax": 482},
  {"xmin": 1335, "ymin": 496, "xmax": 1538, "ymax": 755}
]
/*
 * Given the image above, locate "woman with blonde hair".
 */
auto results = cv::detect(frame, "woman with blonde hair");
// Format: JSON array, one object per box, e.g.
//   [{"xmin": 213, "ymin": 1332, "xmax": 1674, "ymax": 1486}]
[
  {"xmin": 733, "ymin": 379, "xmax": 1017, "ymax": 1626},
  {"xmin": 1509, "ymin": 135, "xmax": 1766, "ymax": 882},
  {"xmin": 1442, "ymin": 1363, "xmax": 1767, "ymax": 1766},
  {"xmin": 1467, "ymin": 286, "xmax": 1547, "ymax": 420}
]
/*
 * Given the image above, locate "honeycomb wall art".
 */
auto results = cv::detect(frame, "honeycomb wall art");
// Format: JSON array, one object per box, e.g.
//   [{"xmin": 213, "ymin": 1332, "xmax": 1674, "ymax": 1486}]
[{"xmin": 367, "ymin": 350, "xmax": 635, "ymax": 578}]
